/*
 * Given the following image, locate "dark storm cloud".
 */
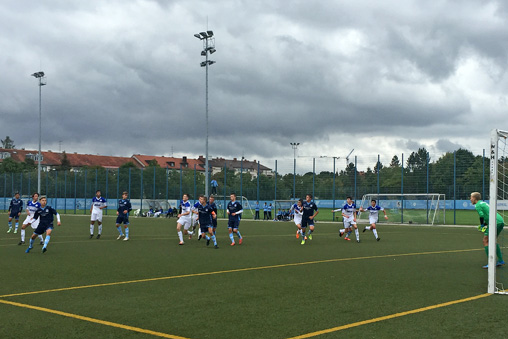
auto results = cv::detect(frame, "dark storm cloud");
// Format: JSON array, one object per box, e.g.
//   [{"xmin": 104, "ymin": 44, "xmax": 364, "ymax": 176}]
[{"xmin": 1, "ymin": 0, "xmax": 507, "ymax": 164}]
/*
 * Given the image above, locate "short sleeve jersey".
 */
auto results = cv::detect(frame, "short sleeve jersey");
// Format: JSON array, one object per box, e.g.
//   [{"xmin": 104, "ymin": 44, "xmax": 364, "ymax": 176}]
[
  {"xmin": 197, "ymin": 203, "xmax": 213, "ymax": 226},
  {"xmin": 9, "ymin": 198, "xmax": 23, "ymax": 214},
  {"xmin": 366, "ymin": 205, "xmax": 383, "ymax": 218},
  {"xmin": 342, "ymin": 203, "xmax": 357, "ymax": 218},
  {"xmin": 34, "ymin": 205, "xmax": 58, "ymax": 228},
  {"xmin": 180, "ymin": 200, "xmax": 192, "ymax": 219},
  {"xmin": 227, "ymin": 201, "xmax": 243, "ymax": 221},
  {"xmin": 92, "ymin": 197, "xmax": 107, "ymax": 213},
  {"xmin": 117, "ymin": 199, "xmax": 132, "ymax": 215},
  {"xmin": 291, "ymin": 203, "xmax": 303, "ymax": 216},
  {"xmin": 27, "ymin": 200, "xmax": 41, "ymax": 217},
  {"xmin": 302, "ymin": 201, "xmax": 318, "ymax": 219}
]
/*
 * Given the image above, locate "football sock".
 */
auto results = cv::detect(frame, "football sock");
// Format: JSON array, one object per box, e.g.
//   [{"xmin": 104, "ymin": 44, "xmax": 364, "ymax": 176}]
[
  {"xmin": 307, "ymin": 229, "xmax": 313, "ymax": 236},
  {"xmin": 205, "ymin": 235, "xmax": 210, "ymax": 240},
  {"xmin": 354, "ymin": 229, "xmax": 360, "ymax": 241},
  {"xmin": 90, "ymin": 224, "xmax": 94, "ymax": 235},
  {"xmin": 15, "ymin": 222, "xmax": 18, "ymax": 230},
  {"xmin": 211, "ymin": 234, "xmax": 217, "ymax": 246},
  {"xmin": 497, "ymin": 244, "xmax": 504, "ymax": 261},
  {"xmin": 346, "ymin": 231, "xmax": 352, "ymax": 238},
  {"xmin": 365, "ymin": 226, "xmax": 371, "ymax": 230},
  {"xmin": 29, "ymin": 238, "xmax": 34, "ymax": 247},
  {"xmin": 43, "ymin": 235, "xmax": 51, "ymax": 249},
  {"xmin": 38, "ymin": 234, "xmax": 44, "ymax": 242},
  {"xmin": 484, "ymin": 246, "xmax": 489, "ymax": 257},
  {"xmin": 117, "ymin": 226, "xmax": 123, "ymax": 235},
  {"xmin": 198, "ymin": 228, "xmax": 202, "ymax": 237},
  {"xmin": 8, "ymin": 221, "xmax": 12, "ymax": 228},
  {"xmin": 229, "ymin": 233, "xmax": 234, "ymax": 243},
  {"xmin": 236, "ymin": 231, "xmax": 242, "ymax": 239},
  {"xmin": 178, "ymin": 231, "xmax": 183, "ymax": 242},
  {"xmin": 21, "ymin": 229, "xmax": 25, "ymax": 241},
  {"xmin": 339, "ymin": 228, "xmax": 345, "ymax": 233},
  {"xmin": 125, "ymin": 227, "xmax": 129, "ymax": 237},
  {"xmin": 373, "ymin": 229, "xmax": 379, "ymax": 238},
  {"xmin": 98, "ymin": 225, "xmax": 102, "ymax": 235}
]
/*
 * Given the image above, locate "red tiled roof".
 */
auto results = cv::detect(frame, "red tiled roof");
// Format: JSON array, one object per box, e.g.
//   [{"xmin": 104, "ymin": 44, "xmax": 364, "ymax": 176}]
[{"xmin": 132, "ymin": 155, "xmax": 205, "ymax": 171}]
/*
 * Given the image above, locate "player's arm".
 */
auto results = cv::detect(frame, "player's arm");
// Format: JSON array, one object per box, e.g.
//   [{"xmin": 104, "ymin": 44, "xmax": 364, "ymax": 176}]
[
  {"xmin": 310, "ymin": 207, "xmax": 319, "ymax": 219},
  {"xmin": 53, "ymin": 208, "xmax": 62, "ymax": 226},
  {"xmin": 101, "ymin": 201, "xmax": 107, "ymax": 210},
  {"xmin": 233, "ymin": 208, "xmax": 243, "ymax": 216},
  {"xmin": 382, "ymin": 208, "xmax": 388, "ymax": 219}
]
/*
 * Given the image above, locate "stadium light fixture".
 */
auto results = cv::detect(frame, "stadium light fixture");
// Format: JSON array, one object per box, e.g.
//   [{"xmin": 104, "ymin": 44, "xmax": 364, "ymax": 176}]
[
  {"xmin": 31, "ymin": 71, "xmax": 46, "ymax": 193},
  {"xmin": 195, "ymin": 29, "xmax": 216, "ymax": 197}
]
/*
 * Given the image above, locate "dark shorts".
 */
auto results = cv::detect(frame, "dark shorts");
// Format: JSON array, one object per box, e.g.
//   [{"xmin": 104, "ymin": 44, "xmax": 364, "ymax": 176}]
[
  {"xmin": 34, "ymin": 224, "xmax": 53, "ymax": 235},
  {"xmin": 9, "ymin": 211, "xmax": 20, "ymax": 219},
  {"xmin": 301, "ymin": 218, "xmax": 315, "ymax": 228},
  {"xmin": 200, "ymin": 224, "xmax": 213, "ymax": 233},
  {"xmin": 228, "ymin": 218, "xmax": 240, "ymax": 229},
  {"xmin": 116, "ymin": 215, "xmax": 129, "ymax": 225},
  {"xmin": 212, "ymin": 218, "xmax": 217, "ymax": 227}
]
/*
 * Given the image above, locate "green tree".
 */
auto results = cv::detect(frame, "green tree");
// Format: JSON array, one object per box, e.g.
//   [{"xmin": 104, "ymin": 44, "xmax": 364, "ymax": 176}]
[
  {"xmin": 1, "ymin": 136, "xmax": 15, "ymax": 149},
  {"xmin": 59, "ymin": 151, "xmax": 72, "ymax": 171}
]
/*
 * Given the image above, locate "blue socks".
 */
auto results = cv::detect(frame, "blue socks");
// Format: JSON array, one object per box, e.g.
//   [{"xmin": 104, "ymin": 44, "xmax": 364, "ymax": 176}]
[
  {"xmin": 211, "ymin": 234, "xmax": 217, "ymax": 246},
  {"xmin": 29, "ymin": 238, "xmax": 34, "ymax": 248},
  {"xmin": 117, "ymin": 226, "xmax": 123, "ymax": 235},
  {"xmin": 125, "ymin": 227, "xmax": 129, "ymax": 237},
  {"xmin": 43, "ymin": 235, "xmax": 51, "ymax": 249},
  {"xmin": 236, "ymin": 231, "xmax": 242, "ymax": 239},
  {"xmin": 8, "ymin": 221, "xmax": 12, "ymax": 228},
  {"xmin": 229, "ymin": 233, "xmax": 234, "ymax": 243}
]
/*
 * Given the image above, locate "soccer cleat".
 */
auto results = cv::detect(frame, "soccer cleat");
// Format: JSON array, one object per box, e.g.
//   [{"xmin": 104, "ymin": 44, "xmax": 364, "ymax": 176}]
[
  {"xmin": 301, "ymin": 239, "xmax": 305, "ymax": 245},
  {"xmin": 296, "ymin": 231, "xmax": 300, "ymax": 239},
  {"xmin": 25, "ymin": 246, "xmax": 32, "ymax": 253},
  {"xmin": 14, "ymin": 229, "xmax": 18, "ymax": 234},
  {"xmin": 497, "ymin": 261, "xmax": 505, "ymax": 267},
  {"xmin": 42, "ymin": 247, "xmax": 47, "ymax": 254},
  {"xmin": 18, "ymin": 241, "xmax": 25, "ymax": 245},
  {"xmin": 40, "ymin": 241, "xmax": 44, "ymax": 245},
  {"xmin": 206, "ymin": 239, "xmax": 210, "ymax": 246},
  {"xmin": 7, "ymin": 228, "xmax": 12, "ymax": 233},
  {"xmin": 230, "ymin": 242, "xmax": 235, "ymax": 246},
  {"xmin": 362, "ymin": 227, "xmax": 366, "ymax": 233},
  {"xmin": 308, "ymin": 234, "xmax": 313, "ymax": 240},
  {"xmin": 377, "ymin": 237, "xmax": 381, "ymax": 241},
  {"xmin": 179, "ymin": 241, "xmax": 184, "ymax": 245},
  {"xmin": 123, "ymin": 237, "xmax": 129, "ymax": 241},
  {"xmin": 117, "ymin": 234, "xmax": 124, "ymax": 240},
  {"xmin": 239, "ymin": 238, "xmax": 243, "ymax": 245},
  {"xmin": 214, "ymin": 245, "xmax": 219, "ymax": 249},
  {"xmin": 97, "ymin": 234, "xmax": 101, "ymax": 239},
  {"xmin": 344, "ymin": 237, "xmax": 351, "ymax": 241},
  {"xmin": 339, "ymin": 231, "xmax": 344, "ymax": 237},
  {"xmin": 357, "ymin": 240, "xmax": 361, "ymax": 243},
  {"xmin": 90, "ymin": 234, "xmax": 94, "ymax": 239},
  {"xmin": 198, "ymin": 234, "xmax": 202, "ymax": 241},
  {"xmin": 482, "ymin": 264, "xmax": 489, "ymax": 269}
]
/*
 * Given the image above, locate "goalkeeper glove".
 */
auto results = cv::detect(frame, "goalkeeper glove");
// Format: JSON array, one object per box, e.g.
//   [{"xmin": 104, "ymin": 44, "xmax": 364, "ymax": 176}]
[{"xmin": 478, "ymin": 225, "xmax": 487, "ymax": 233}]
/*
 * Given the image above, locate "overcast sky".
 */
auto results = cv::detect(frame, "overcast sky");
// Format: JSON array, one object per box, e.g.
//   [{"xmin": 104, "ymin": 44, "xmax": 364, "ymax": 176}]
[{"xmin": 1, "ymin": 0, "xmax": 507, "ymax": 173}]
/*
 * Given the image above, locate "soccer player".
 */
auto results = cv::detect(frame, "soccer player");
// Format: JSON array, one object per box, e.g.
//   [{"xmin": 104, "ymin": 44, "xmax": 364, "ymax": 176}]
[
  {"xmin": 470, "ymin": 192, "xmax": 505, "ymax": 268},
  {"xmin": 209, "ymin": 195, "xmax": 218, "ymax": 235},
  {"xmin": 116, "ymin": 191, "xmax": 132, "ymax": 241},
  {"xmin": 176, "ymin": 193, "xmax": 193, "ymax": 245},
  {"xmin": 301, "ymin": 194, "xmax": 319, "ymax": 245},
  {"xmin": 227, "ymin": 193, "xmax": 243, "ymax": 246},
  {"xmin": 7, "ymin": 192, "xmax": 23, "ymax": 234},
  {"xmin": 339, "ymin": 197, "xmax": 360, "ymax": 242},
  {"xmin": 196, "ymin": 195, "xmax": 218, "ymax": 249},
  {"xmin": 359, "ymin": 199, "xmax": 388, "ymax": 241},
  {"xmin": 254, "ymin": 201, "xmax": 260, "ymax": 220},
  {"xmin": 19, "ymin": 192, "xmax": 44, "ymax": 245},
  {"xmin": 89, "ymin": 190, "xmax": 107, "ymax": 239},
  {"xmin": 268, "ymin": 203, "xmax": 273, "ymax": 220},
  {"xmin": 263, "ymin": 203, "xmax": 268, "ymax": 220},
  {"xmin": 25, "ymin": 196, "xmax": 61, "ymax": 254},
  {"xmin": 291, "ymin": 199, "xmax": 304, "ymax": 241}
]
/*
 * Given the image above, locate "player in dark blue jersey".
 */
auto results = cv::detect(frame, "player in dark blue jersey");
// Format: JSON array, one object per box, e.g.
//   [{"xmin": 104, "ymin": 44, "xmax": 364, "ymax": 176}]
[
  {"xmin": 209, "ymin": 195, "xmax": 218, "ymax": 234},
  {"xmin": 7, "ymin": 192, "xmax": 23, "ymax": 234},
  {"xmin": 116, "ymin": 191, "xmax": 132, "ymax": 241},
  {"xmin": 301, "ymin": 194, "xmax": 319, "ymax": 245},
  {"xmin": 227, "ymin": 193, "xmax": 243, "ymax": 246},
  {"xmin": 196, "ymin": 195, "xmax": 218, "ymax": 248},
  {"xmin": 25, "ymin": 196, "xmax": 61, "ymax": 254}
]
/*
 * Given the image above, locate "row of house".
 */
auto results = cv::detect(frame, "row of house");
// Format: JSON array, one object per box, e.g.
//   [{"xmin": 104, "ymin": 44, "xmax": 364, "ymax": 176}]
[{"xmin": 0, "ymin": 148, "xmax": 273, "ymax": 178}]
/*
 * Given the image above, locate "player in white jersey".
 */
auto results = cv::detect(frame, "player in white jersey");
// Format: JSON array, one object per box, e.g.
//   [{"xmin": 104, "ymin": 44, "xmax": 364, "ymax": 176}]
[
  {"xmin": 89, "ymin": 190, "xmax": 107, "ymax": 239},
  {"xmin": 291, "ymin": 199, "xmax": 304, "ymax": 239},
  {"xmin": 19, "ymin": 192, "xmax": 44, "ymax": 245},
  {"xmin": 338, "ymin": 196, "xmax": 361, "ymax": 242},
  {"xmin": 359, "ymin": 199, "xmax": 387, "ymax": 241},
  {"xmin": 176, "ymin": 194, "xmax": 193, "ymax": 245},
  {"xmin": 188, "ymin": 201, "xmax": 200, "ymax": 239}
]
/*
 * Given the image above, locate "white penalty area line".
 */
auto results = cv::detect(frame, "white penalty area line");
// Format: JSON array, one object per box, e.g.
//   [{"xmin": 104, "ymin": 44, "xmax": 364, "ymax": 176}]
[
  {"xmin": 0, "ymin": 299, "xmax": 189, "ymax": 339},
  {"xmin": 0, "ymin": 247, "xmax": 481, "ymax": 299},
  {"xmin": 286, "ymin": 293, "xmax": 491, "ymax": 339}
]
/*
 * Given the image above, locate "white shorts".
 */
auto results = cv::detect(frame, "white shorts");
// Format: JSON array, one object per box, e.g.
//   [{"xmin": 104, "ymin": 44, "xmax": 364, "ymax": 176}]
[
  {"xmin": 91, "ymin": 212, "xmax": 103, "ymax": 222},
  {"xmin": 344, "ymin": 217, "xmax": 356, "ymax": 228},
  {"xmin": 294, "ymin": 215, "xmax": 302, "ymax": 226},
  {"xmin": 22, "ymin": 216, "xmax": 40, "ymax": 229},
  {"xmin": 178, "ymin": 217, "xmax": 192, "ymax": 230},
  {"xmin": 192, "ymin": 214, "xmax": 199, "ymax": 226},
  {"xmin": 369, "ymin": 216, "xmax": 379, "ymax": 225}
]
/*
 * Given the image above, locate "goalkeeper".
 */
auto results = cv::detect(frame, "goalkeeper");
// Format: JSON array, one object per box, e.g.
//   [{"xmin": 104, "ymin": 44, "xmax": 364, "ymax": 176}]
[{"xmin": 470, "ymin": 192, "xmax": 505, "ymax": 268}]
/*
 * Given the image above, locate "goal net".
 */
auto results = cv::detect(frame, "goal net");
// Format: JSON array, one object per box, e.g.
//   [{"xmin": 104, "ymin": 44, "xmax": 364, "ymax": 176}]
[
  {"xmin": 212, "ymin": 196, "xmax": 253, "ymax": 218},
  {"xmin": 139, "ymin": 199, "xmax": 171, "ymax": 217},
  {"xmin": 274, "ymin": 200, "xmax": 300, "ymax": 221},
  {"xmin": 358, "ymin": 193, "xmax": 446, "ymax": 225},
  {"xmin": 488, "ymin": 129, "xmax": 508, "ymax": 294}
]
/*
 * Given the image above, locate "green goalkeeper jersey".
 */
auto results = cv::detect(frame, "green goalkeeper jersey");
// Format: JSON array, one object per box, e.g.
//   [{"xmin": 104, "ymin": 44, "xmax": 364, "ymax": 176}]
[{"xmin": 475, "ymin": 200, "xmax": 504, "ymax": 225}]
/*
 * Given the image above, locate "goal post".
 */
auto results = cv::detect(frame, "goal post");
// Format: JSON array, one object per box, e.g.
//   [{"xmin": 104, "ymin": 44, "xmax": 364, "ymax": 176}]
[
  {"xmin": 212, "ymin": 195, "xmax": 253, "ymax": 218},
  {"xmin": 358, "ymin": 193, "xmax": 446, "ymax": 225},
  {"xmin": 488, "ymin": 129, "xmax": 508, "ymax": 294}
]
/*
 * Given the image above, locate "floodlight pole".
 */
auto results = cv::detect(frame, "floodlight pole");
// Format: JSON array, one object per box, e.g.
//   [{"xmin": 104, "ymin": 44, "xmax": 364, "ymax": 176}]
[
  {"xmin": 195, "ymin": 31, "xmax": 216, "ymax": 197},
  {"xmin": 290, "ymin": 143, "xmax": 299, "ymax": 199},
  {"xmin": 31, "ymin": 71, "xmax": 46, "ymax": 194}
]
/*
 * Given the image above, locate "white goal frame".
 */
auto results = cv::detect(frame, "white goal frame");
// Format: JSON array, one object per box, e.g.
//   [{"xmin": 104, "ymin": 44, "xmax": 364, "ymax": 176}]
[
  {"xmin": 488, "ymin": 129, "xmax": 508, "ymax": 294},
  {"xmin": 358, "ymin": 193, "xmax": 446, "ymax": 225}
]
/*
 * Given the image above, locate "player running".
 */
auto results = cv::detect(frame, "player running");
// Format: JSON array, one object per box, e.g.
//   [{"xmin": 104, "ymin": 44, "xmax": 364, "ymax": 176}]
[
  {"xmin": 339, "ymin": 197, "xmax": 360, "ymax": 242},
  {"xmin": 196, "ymin": 195, "xmax": 219, "ymax": 249},
  {"xmin": 7, "ymin": 192, "xmax": 23, "ymax": 234},
  {"xmin": 301, "ymin": 194, "xmax": 319, "ymax": 245},
  {"xmin": 89, "ymin": 190, "xmax": 107, "ymax": 239},
  {"xmin": 19, "ymin": 192, "xmax": 44, "ymax": 245},
  {"xmin": 359, "ymin": 199, "xmax": 388, "ymax": 241},
  {"xmin": 116, "ymin": 191, "xmax": 132, "ymax": 241},
  {"xmin": 470, "ymin": 192, "xmax": 505, "ymax": 268},
  {"xmin": 209, "ymin": 195, "xmax": 218, "ymax": 235},
  {"xmin": 227, "ymin": 193, "xmax": 243, "ymax": 246},
  {"xmin": 25, "ymin": 196, "xmax": 61, "ymax": 254},
  {"xmin": 176, "ymin": 194, "xmax": 193, "ymax": 245},
  {"xmin": 291, "ymin": 199, "xmax": 304, "ymax": 240}
]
